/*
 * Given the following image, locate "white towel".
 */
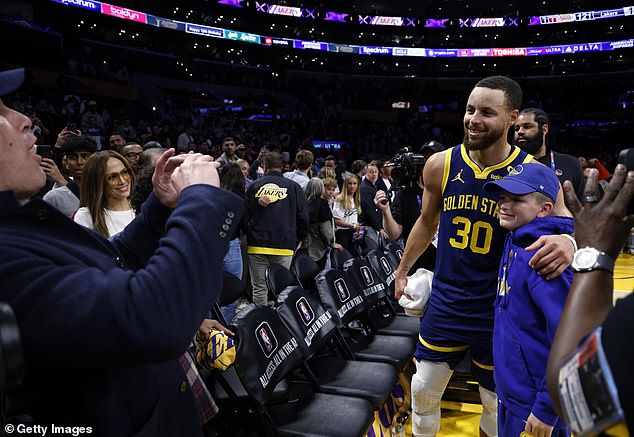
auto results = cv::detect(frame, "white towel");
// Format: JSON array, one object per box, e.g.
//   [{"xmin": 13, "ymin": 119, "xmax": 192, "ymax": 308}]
[{"xmin": 398, "ymin": 268, "xmax": 433, "ymax": 317}]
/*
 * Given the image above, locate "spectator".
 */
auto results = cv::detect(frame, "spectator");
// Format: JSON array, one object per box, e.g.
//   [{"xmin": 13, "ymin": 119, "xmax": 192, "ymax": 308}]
[
  {"xmin": 359, "ymin": 161, "xmax": 388, "ymax": 246},
  {"xmin": 122, "ymin": 142, "xmax": 143, "ymax": 167},
  {"xmin": 283, "ymin": 149, "xmax": 314, "ymax": 190},
  {"xmin": 333, "ymin": 174, "xmax": 363, "ymax": 255},
  {"xmin": 108, "ymin": 132, "xmax": 126, "ymax": 153},
  {"xmin": 216, "ymin": 136, "xmax": 238, "ymax": 167},
  {"xmin": 305, "ymin": 177, "xmax": 342, "ymax": 268},
  {"xmin": 245, "ymin": 152, "xmax": 309, "ymax": 305},
  {"xmin": 0, "ymin": 67, "xmax": 244, "ymax": 436},
  {"xmin": 176, "ymin": 124, "xmax": 196, "ymax": 153},
  {"xmin": 43, "ymin": 135, "xmax": 97, "ymax": 217},
  {"xmin": 74, "ymin": 150, "xmax": 136, "ymax": 237}
]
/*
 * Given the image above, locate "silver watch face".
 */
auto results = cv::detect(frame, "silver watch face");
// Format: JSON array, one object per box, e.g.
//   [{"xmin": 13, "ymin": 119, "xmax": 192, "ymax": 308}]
[{"xmin": 574, "ymin": 249, "xmax": 598, "ymax": 269}]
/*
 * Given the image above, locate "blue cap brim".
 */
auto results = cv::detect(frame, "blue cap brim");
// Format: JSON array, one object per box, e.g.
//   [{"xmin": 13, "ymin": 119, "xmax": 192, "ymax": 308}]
[
  {"xmin": 0, "ymin": 68, "xmax": 24, "ymax": 96},
  {"xmin": 484, "ymin": 179, "xmax": 537, "ymax": 196}
]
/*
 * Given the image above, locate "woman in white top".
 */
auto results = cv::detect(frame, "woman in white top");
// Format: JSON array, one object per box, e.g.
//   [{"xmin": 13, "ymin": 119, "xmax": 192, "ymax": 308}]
[
  {"xmin": 332, "ymin": 174, "xmax": 362, "ymax": 256},
  {"xmin": 74, "ymin": 150, "xmax": 136, "ymax": 237}
]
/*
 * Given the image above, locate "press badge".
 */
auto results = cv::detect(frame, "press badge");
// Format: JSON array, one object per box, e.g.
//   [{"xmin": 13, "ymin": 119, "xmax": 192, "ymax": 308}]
[{"xmin": 558, "ymin": 327, "xmax": 628, "ymax": 437}]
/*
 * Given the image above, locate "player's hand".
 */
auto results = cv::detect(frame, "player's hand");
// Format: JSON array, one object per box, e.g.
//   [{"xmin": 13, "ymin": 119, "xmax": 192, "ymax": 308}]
[
  {"xmin": 526, "ymin": 235, "xmax": 574, "ymax": 280},
  {"xmin": 394, "ymin": 271, "xmax": 411, "ymax": 300},
  {"xmin": 525, "ymin": 413, "xmax": 554, "ymax": 437}
]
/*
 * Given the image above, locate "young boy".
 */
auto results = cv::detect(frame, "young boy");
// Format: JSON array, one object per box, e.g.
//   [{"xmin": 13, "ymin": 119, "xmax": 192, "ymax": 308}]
[{"xmin": 484, "ymin": 163, "xmax": 574, "ymax": 437}]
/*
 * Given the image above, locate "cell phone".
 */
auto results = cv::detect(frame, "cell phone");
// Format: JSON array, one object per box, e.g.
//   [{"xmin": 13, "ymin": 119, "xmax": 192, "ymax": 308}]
[
  {"xmin": 36, "ymin": 145, "xmax": 52, "ymax": 159},
  {"xmin": 617, "ymin": 148, "xmax": 634, "ymax": 214}
]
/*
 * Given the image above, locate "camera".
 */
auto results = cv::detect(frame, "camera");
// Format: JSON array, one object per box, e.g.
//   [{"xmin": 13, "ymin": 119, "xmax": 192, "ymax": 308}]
[{"xmin": 383, "ymin": 148, "xmax": 427, "ymax": 204}]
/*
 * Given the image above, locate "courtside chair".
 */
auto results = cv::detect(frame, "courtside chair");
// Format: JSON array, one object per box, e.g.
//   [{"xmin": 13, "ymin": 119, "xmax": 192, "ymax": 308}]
[
  {"xmin": 231, "ymin": 304, "xmax": 375, "ymax": 436},
  {"xmin": 315, "ymin": 269, "xmax": 416, "ymax": 371},
  {"xmin": 276, "ymin": 286, "xmax": 398, "ymax": 409}
]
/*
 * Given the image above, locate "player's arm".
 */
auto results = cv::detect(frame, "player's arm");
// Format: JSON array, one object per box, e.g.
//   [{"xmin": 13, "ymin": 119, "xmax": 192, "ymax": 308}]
[
  {"xmin": 394, "ymin": 151, "xmax": 444, "ymax": 299},
  {"xmin": 526, "ymin": 158, "xmax": 575, "ymax": 279}
]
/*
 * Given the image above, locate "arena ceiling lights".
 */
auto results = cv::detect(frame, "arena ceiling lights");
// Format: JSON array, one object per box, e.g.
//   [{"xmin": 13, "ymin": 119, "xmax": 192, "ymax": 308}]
[{"xmin": 50, "ymin": 0, "xmax": 634, "ymax": 59}]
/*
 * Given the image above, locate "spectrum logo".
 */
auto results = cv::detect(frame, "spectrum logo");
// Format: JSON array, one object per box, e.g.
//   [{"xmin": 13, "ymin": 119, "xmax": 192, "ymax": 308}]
[
  {"xmin": 102, "ymin": 3, "xmax": 147, "ymax": 23},
  {"xmin": 55, "ymin": 0, "xmax": 100, "ymax": 10}
]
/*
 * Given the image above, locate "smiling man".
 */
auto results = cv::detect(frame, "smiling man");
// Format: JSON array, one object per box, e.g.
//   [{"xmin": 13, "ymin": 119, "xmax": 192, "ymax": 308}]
[{"xmin": 394, "ymin": 76, "xmax": 575, "ymax": 437}]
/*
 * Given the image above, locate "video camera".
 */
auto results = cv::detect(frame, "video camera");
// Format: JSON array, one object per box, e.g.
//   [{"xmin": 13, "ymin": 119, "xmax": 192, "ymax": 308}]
[{"xmin": 387, "ymin": 147, "xmax": 427, "ymax": 194}]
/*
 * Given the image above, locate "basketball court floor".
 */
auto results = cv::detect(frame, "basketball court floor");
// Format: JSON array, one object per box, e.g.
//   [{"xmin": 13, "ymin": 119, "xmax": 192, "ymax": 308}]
[{"xmin": 437, "ymin": 253, "xmax": 634, "ymax": 436}]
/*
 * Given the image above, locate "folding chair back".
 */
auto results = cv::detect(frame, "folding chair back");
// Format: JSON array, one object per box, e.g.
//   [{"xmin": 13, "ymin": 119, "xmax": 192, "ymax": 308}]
[
  {"xmin": 366, "ymin": 248, "xmax": 397, "ymax": 289},
  {"xmin": 218, "ymin": 271, "xmax": 244, "ymax": 307},
  {"xmin": 291, "ymin": 251, "xmax": 320, "ymax": 290},
  {"xmin": 342, "ymin": 258, "xmax": 389, "ymax": 306},
  {"xmin": 329, "ymin": 247, "xmax": 354, "ymax": 270},
  {"xmin": 315, "ymin": 268, "xmax": 366, "ymax": 328},
  {"xmin": 276, "ymin": 286, "xmax": 338, "ymax": 359},
  {"xmin": 265, "ymin": 263, "xmax": 295, "ymax": 298},
  {"xmin": 232, "ymin": 304, "xmax": 303, "ymax": 405}
]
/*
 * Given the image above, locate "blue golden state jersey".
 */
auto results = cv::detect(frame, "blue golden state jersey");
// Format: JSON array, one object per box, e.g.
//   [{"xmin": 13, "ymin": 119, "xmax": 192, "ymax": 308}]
[{"xmin": 430, "ymin": 144, "xmax": 532, "ymax": 321}]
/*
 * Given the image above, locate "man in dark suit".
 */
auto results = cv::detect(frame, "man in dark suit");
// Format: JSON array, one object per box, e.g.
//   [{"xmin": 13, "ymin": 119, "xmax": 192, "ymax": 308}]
[{"xmin": 0, "ymin": 68, "xmax": 243, "ymax": 436}]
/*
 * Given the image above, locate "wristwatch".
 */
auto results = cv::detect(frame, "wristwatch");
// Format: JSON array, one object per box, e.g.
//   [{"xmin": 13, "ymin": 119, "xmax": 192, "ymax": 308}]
[{"xmin": 571, "ymin": 247, "xmax": 615, "ymax": 273}]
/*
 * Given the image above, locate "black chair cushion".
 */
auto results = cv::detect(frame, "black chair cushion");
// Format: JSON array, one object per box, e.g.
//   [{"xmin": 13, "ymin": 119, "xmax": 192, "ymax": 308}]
[
  {"xmin": 270, "ymin": 391, "xmax": 374, "ymax": 437},
  {"xmin": 309, "ymin": 358, "xmax": 397, "ymax": 409},
  {"xmin": 346, "ymin": 332, "xmax": 416, "ymax": 370}
]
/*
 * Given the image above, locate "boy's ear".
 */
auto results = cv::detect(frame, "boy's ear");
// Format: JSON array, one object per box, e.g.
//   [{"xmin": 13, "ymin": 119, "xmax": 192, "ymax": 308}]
[{"xmin": 537, "ymin": 201, "xmax": 554, "ymax": 218}]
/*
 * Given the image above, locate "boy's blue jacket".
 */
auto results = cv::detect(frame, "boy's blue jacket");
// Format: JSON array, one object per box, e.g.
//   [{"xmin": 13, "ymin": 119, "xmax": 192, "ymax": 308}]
[{"xmin": 493, "ymin": 216, "xmax": 574, "ymax": 427}]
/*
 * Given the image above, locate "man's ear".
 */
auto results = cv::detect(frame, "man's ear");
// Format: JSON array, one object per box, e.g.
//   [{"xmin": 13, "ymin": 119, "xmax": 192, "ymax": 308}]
[
  {"xmin": 542, "ymin": 123, "xmax": 549, "ymax": 136},
  {"xmin": 509, "ymin": 109, "xmax": 519, "ymax": 125},
  {"xmin": 537, "ymin": 201, "xmax": 554, "ymax": 218}
]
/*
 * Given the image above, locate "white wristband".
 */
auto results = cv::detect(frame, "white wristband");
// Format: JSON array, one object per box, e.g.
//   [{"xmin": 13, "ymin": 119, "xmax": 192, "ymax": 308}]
[{"xmin": 561, "ymin": 234, "xmax": 578, "ymax": 253}]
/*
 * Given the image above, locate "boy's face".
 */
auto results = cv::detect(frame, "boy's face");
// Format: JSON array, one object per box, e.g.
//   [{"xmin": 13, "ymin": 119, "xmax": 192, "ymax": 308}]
[
  {"xmin": 323, "ymin": 185, "xmax": 336, "ymax": 200},
  {"xmin": 497, "ymin": 190, "xmax": 550, "ymax": 231}
]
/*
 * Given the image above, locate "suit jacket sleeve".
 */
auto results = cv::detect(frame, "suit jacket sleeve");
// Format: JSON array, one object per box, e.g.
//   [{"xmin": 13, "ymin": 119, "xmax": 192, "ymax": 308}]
[{"xmin": 1, "ymin": 185, "xmax": 243, "ymax": 367}]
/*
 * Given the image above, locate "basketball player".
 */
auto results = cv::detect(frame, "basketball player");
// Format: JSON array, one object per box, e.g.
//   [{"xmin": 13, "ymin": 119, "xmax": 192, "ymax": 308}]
[{"xmin": 394, "ymin": 76, "xmax": 575, "ymax": 437}]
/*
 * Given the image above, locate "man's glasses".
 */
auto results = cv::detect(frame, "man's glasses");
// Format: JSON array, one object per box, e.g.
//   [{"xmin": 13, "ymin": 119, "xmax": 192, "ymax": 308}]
[
  {"xmin": 124, "ymin": 152, "xmax": 141, "ymax": 160},
  {"xmin": 105, "ymin": 168, "xmax": 131, "ymax": 185}
]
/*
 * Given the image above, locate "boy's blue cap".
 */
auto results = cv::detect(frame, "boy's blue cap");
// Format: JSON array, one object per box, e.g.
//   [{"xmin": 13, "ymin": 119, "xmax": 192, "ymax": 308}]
[{"xmin": 484, "ymin": 163, "xmax": 559, "ymax": 202}]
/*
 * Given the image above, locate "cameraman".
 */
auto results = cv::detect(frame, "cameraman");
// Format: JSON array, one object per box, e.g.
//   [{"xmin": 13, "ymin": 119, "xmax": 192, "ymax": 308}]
[{"xmin": 374, "ymin": 141, "xmax": 444, "ymax": 273}]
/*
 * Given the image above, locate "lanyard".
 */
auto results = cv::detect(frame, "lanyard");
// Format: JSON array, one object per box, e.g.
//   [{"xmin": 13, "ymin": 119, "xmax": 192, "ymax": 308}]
[{"xmin": 550, "ymin": 150, "xmax": 556, "ymax": 171}]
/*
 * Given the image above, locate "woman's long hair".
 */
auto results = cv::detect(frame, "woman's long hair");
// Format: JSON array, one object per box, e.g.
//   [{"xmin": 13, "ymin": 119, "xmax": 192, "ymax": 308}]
[
  {"xmin": 339, "ymin": 175, "xmax": 361, "ymax": 214},
  {"xmin": 80, "ymin": 150, "xmax": 135, "ymax": 237},
  {"xmin": 220, "ymin": 162, "xmax": 246, "ymax": 198}
]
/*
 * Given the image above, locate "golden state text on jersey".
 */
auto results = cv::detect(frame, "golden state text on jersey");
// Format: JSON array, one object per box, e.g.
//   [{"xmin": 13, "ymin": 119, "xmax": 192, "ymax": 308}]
[{"xmin": 431, "ymin": 144, "xmax": 532, "ymax": 323}]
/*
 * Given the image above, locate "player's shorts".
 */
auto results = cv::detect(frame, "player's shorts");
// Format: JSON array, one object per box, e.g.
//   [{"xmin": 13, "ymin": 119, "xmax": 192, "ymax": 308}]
[{"xmin": 414, "ymin": 310, "xmax": 495, "ymax": 391}]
